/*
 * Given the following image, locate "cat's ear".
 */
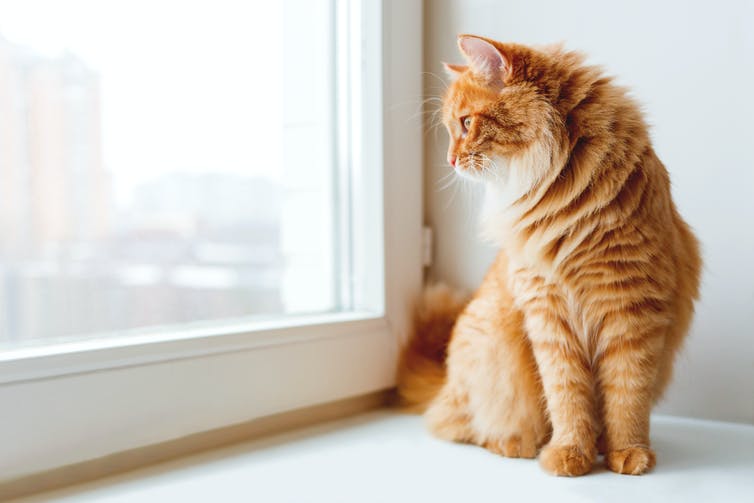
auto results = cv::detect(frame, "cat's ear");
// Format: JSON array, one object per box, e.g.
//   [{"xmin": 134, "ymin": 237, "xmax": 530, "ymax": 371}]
[
  {"xmin": 457, "ymin": 35, "xmax": 510, "ymax": 86},
  {"xmin": 442, "ymin": 62, "xmax": 467, "ymax": 80}
]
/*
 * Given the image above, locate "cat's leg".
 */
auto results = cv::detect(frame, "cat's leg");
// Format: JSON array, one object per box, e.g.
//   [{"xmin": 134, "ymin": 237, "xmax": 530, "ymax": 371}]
[
  {"xmin": 595, "ymin": 309, "xmax": 664, "ymax": 475},
  {"xmin": 450, "ymin": 274, "xmax": 549, "ymax": 459},
  {"xmin": 475, "ymin": 378, "xmax": 548, "ymax": 459},
  {"xmin": 483, "ymin": 432, "xmax": 540, "ymax": 459},
  {"xmin": 523, "ymin": 293, "xmax": 597, "ymax": 476},
  {"xmin": 425, "ymin": 384, "xmax": 476, "ymax": 444},
  {"xmin": 464, "ymin": 313, "xmax": 549, "ymax": 459}
]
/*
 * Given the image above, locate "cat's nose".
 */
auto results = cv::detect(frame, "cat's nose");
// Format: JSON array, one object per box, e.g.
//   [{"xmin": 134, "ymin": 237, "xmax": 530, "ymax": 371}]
[{"xmin": 448, "ymin": 155, "xmax": 457, "ymax": 167}]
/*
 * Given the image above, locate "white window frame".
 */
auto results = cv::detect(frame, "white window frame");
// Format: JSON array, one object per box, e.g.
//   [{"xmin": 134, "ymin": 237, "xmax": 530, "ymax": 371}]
[{"xmin": 0, "ymin": 0, "xmax": 423, "ymax": 481}]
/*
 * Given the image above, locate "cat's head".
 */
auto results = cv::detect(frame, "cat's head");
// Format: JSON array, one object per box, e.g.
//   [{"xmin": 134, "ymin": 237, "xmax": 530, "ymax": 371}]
[{"xmin": 442, "ymin": 35, "xmax": 568, "ymax": 197}]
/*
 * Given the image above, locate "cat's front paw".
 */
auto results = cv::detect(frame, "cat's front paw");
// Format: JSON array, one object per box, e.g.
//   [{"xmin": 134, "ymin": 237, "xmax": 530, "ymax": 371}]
[
  {"xmin": 539, "ymin": 444, "xmax": 594, "ymax": 476},
  {"xmin": 483, "ymin": 434, "xmax": 537, "ymax": 459},
  {"xmin": 606, "ymin": 446, "xmax": 656, "ymax": 475}
]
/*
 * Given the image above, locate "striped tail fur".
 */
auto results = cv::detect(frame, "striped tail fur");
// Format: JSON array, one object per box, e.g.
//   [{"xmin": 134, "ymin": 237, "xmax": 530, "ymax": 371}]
[{"xmin": 396, "ymin": 284, "xmax": 469, "ymax": 411}]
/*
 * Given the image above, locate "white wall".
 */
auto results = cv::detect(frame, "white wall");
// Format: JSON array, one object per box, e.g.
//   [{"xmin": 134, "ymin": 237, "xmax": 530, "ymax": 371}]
[{"xmin": 424, "ymin": 0, "xmax": 754, "ymax": 424}]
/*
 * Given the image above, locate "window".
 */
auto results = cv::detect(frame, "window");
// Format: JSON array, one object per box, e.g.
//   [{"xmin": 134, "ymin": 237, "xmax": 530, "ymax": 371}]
[
  {"xmin": 0, "ymin": 0, "xmax": 357, "ymax": 348},
  {"xmin": 0, "ymin": 0, "xmax": 422, "ymax": 481}
]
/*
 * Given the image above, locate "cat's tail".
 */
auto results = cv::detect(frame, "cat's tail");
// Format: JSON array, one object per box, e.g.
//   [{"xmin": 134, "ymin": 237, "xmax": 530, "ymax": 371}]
[{"xmin": 395, "ymin": 283, "xmax": 469, "ymax": 412}]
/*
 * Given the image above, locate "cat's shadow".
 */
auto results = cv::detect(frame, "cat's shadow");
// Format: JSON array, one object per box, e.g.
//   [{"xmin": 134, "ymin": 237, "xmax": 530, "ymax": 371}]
[{"xmin": 648, "ymin": 417, "xmax": 754, "ymax": 474}]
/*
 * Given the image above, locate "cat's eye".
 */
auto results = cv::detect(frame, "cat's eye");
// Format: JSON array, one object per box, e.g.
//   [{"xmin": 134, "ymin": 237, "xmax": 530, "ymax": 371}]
[{"xmin": 461, "ymin": 116, "xmax": 472, "ymax": 132}]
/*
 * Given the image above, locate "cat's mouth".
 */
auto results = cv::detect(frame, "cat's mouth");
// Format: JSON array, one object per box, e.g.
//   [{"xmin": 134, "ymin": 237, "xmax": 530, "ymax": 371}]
[
  {"xmin": 454, "ymin": 155, "xmax": 506, "ymax": 183},
  {"xmin": 454, "ymin": 162, "xmax": 483, "ymax": 182}
]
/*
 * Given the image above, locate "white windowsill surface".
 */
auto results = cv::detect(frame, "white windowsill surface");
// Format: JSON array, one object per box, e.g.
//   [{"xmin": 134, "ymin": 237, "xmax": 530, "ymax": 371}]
[{"xmin": 11, "ymin": 410, "xmax": 754, "ymax": 503}]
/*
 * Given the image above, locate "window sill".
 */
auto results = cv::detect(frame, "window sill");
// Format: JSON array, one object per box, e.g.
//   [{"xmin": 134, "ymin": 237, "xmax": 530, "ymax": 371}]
[
  {"xmin": 0, "ymin": 315, "xmax": 400, "ymax": 482},
  {"xmin": 8, "ymin": 410, "xmax": 754, "ymax": 502}
]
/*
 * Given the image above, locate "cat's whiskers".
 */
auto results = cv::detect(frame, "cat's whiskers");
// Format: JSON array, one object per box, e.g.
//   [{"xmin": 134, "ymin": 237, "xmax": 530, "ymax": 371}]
[
  {"xmin": 436, "ymin": 168, "xmax": 457, "ymax": 192},
  {"xmin": 422, "ymin": 70, "xmax": 450, "ymax": 90},
  {"xmin": 406, "ymin": 96, "xmax": 443, "ymax": 121},
  {"xmin": 479, "ymin": 154, "xmax": 505, "ymax": 184},
  {"xmin": 444, "ymin": 173, "xmax": 463, "ymax": 210},
  {"xmin": 424, "ymin": 99, "xmax": 446, "ymax": 143}
]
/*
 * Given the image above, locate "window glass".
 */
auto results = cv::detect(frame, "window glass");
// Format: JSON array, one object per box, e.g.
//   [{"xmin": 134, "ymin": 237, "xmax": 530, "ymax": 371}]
[{"xmin": 0, "ymin": 0, "xmax": 344, "ymax": 347}]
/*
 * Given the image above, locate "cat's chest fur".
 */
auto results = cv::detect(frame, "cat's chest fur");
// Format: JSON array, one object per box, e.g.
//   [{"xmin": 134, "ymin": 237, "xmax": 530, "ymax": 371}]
[
  {"xmin": 505, "ymin": 257, "xmax": 593, "ymax": 353},
  {"xmin": 482, "ymin": 182, "xmax": 595, "ymax": 352}
]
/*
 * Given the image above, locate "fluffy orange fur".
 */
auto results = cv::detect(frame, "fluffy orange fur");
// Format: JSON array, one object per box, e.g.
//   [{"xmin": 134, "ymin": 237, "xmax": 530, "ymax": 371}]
[{"xmin": 398, "ymin": 35, "xmax": 701, "ymax": 476}]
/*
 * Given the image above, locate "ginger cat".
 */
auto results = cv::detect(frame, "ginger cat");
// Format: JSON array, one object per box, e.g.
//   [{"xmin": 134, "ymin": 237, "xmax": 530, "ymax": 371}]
[{"xmin": 398, "ymin": 35, "xmax": 701, "ymax": 476}]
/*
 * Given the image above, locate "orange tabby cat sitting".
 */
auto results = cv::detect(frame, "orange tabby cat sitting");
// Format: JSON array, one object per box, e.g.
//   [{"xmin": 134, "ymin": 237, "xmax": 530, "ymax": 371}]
[{"xmin": 398, "ymin": 35, "xmax": 701, "ymax": 476}]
